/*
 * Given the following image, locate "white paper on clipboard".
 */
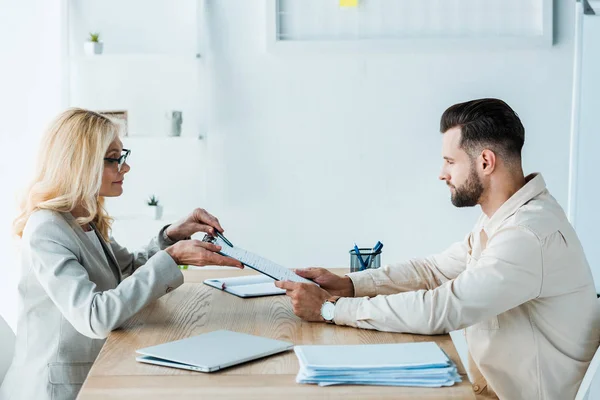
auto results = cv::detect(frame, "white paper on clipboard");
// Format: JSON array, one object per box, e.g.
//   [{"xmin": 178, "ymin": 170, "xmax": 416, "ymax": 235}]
[{"xmin": 203, "ymin": 233, "xmax": 316, "ymax": 285}]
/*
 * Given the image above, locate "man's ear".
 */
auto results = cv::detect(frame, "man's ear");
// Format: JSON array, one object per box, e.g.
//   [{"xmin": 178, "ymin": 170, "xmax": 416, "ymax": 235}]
[{"xmin": 480, "ymin": 149, "xmax": 496, "ymax": 175}]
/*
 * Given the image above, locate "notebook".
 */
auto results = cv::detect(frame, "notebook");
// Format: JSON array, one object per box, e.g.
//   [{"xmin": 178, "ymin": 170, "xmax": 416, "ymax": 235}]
[
  {"xmin": 136, "ymin": 330, "xmax": 293, "ymax": 373},
  {"xmin": 202, "ymin": 232, "xmax": 315, "ymax": 285},
  {"xmin": 203, "ymin": 274, "xmax": 285, "ymax": 298}
]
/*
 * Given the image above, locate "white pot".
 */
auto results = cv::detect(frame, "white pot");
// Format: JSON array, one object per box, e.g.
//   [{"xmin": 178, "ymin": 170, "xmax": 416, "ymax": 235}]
[
  {"xmin": 84, "ymin": 41, "xmax": 104, "ymax": 55},
  {"xmin": 147, "ymin": 205, "xmax": 163, "ymax": 220}
]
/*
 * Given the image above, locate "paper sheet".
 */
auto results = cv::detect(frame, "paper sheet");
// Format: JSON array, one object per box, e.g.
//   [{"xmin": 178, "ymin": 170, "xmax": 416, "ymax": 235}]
[{"xmin": 213, "ymin": 236, "xmax": 314, "ymax": 284}]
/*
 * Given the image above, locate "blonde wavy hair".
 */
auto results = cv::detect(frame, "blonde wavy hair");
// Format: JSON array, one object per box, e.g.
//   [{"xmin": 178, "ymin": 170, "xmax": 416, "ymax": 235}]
[{"xmin": 14, "ymin": 108, "xmax": 120, "ymax": 241}]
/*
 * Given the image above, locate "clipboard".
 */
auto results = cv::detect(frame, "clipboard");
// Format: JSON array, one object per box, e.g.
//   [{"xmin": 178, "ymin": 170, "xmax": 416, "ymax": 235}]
[{"xmin": 202, "ymin": 232, "xmax": 315, "ymax": 284}]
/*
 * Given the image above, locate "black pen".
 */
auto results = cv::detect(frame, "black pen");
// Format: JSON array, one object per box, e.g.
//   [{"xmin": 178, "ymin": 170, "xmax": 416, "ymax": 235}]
[{"xmin": 216, "ymin": 231, "xmax": 234, "ymax": 247}]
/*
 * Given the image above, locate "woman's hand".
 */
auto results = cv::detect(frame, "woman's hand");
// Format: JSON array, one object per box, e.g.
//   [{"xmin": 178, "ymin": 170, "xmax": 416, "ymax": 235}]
[
  {"xmin": 165, "ymin": 208, "xmax": 224, "ymax": 241},
  {"xmin": 166, "ymin": 240, "xmax": 243, "ymax": 268}
]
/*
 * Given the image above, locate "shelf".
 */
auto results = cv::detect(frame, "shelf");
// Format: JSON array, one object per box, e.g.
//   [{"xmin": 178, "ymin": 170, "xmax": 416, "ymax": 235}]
[
  {"xmin": 111, "ymin": 213, "xmax": 178, "ymax": 221},
  {"xmin": 70, "ymin": 53, "xmax": 201, "ymax": 62},
  {"xmin": 121, "ymin": 135, "xmax": 205, "ymax": 141}
]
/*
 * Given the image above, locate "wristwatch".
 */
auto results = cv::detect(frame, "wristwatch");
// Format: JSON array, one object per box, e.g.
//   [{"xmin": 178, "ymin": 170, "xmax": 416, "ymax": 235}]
[{"xmin": 320, "ymin": 296, "xmax": 341, "ymax": 323}]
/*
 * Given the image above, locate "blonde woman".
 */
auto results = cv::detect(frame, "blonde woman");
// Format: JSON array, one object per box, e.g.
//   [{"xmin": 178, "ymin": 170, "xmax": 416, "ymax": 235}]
[{"xmin": 0, "ymin": 109, "xmax": 243, "ymax": 400}]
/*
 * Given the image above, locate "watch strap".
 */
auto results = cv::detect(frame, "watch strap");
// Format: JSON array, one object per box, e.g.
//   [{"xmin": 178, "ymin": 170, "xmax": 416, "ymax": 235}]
[{"xmin": 323, "ymin": 296, "xmax": 341, "ymax": 323}]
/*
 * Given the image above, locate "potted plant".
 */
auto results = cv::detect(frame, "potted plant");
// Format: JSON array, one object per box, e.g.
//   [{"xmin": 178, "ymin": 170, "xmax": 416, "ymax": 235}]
[
  {"xmin": 146, "ymin": 195, "xmax": 163, "ymax": 220},
  {"xmin": 84, "ymin": 32, "xmax": 104, "ymax": 55}
]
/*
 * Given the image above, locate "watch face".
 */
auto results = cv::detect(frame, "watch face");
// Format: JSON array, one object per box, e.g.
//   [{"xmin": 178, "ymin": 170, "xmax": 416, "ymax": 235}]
[{"xmin": 321, "ymin": 301, "xmax": 335, "ymax": 321}]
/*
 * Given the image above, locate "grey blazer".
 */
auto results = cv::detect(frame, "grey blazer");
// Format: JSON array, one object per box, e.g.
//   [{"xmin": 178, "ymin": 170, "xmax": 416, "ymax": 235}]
[{"xmin": 0, "ymin": 210, "xmax": 184, "ymax": 400}]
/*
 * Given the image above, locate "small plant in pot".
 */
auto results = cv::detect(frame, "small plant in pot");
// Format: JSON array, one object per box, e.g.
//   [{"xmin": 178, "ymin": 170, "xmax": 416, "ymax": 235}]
[
  {"xmin": 146, "ymin": 195, "xmax": 163, "ymax": 220},
  {"xmin": 84, "ymin": 32, "xmax": 104, "ymax": 55}
]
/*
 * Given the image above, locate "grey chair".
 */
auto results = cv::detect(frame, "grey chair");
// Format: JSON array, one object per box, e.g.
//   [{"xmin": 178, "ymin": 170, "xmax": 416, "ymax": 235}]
[
  {"xmin": 0, "ymin": 314, "xmax": 15, "ymax": 384},
  {"xmin": 575, "ymin": 298, "xmax": 600, "ymax": 400}
]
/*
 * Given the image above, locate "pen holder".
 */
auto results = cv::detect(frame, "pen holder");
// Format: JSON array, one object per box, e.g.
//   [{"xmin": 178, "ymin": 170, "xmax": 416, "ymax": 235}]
[{"xmin": 349, "ymin": 248, "xmax": 381, "ymax": 273}]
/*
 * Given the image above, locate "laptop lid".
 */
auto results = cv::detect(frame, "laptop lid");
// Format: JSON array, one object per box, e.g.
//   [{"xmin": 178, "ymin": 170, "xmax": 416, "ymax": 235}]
[{"xmin": 136, "ymin": 330, "xmax": 294, "ymax": 372}]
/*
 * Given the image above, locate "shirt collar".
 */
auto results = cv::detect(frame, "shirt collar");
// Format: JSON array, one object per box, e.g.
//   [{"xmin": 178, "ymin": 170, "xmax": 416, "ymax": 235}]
[{"xmin": 482, "ymin": 173, "xmax": 546, "ymax": 236}]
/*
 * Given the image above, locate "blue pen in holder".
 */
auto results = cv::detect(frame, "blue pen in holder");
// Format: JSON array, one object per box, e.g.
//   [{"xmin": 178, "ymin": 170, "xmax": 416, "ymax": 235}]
[{"xmin": 349, "ymin": 247, "xmax": 382, "ymax": 273}]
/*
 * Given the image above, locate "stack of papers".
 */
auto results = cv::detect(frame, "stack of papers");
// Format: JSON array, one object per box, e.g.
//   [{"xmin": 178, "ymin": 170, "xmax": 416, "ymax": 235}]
[{"xmin": 294, "ymin": 342, "xmax": 462, "ymax": 387}]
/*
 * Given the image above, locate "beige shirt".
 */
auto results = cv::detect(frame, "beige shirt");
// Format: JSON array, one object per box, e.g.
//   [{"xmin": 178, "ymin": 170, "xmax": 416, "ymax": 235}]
[{"xmin": 334, "ymin": 174, "xmax": 600, "ymax": 400}]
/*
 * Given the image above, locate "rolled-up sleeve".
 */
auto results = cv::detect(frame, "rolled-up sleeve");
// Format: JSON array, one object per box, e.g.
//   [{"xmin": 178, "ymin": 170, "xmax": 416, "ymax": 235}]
[{"xmin": 335, "ymin": 226, "xmax": 543, "ymax": 334}]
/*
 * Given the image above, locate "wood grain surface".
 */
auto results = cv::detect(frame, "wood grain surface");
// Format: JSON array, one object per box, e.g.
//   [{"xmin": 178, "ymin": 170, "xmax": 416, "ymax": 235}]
[{"xmin": 77, "ymin": 268, "xmax": 474, "ymax": 399}]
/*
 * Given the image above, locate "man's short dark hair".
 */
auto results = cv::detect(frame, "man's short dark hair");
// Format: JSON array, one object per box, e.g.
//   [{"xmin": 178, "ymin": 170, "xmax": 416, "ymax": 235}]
[{"xmin": 440, "ymin": 98, "xmax": 525, "ymax": 163}]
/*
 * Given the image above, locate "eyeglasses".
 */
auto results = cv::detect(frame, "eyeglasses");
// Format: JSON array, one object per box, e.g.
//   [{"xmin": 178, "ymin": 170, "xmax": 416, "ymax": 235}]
[{"xmin": 104, "ymin": 148, "xmax": 131, "ymax": 172}]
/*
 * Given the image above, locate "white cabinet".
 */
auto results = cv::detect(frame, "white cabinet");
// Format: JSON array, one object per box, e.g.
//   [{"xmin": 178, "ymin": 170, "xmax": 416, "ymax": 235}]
[{"xmin": 67, "ymin": 0, "xmax": 206, "ymax": 139}]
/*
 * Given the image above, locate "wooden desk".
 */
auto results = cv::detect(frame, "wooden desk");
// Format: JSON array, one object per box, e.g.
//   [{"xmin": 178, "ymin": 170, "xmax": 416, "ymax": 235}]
[{"xmin": 78, "ymin": 269, "xmax": 475, "ymax": 399}]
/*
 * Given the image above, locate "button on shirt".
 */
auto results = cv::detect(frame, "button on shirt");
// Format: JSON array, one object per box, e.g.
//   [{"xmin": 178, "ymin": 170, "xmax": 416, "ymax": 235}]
[{"xmin": 334, "ymin": 173, "xmax": 600, "ymax": 399}]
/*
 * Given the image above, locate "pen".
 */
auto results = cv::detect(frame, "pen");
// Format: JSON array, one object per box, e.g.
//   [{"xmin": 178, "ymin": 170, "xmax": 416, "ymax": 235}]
[
  {"xmin": 216, "ymin": 231, "xmax": 234, "ymax": 247},
  {"xmin": 364, "ymin": 241, "xmax": 384, "ymax": 267},
  {"xmin": 354, "ymin": 243, "xmax": 368, "ymax": 271}
]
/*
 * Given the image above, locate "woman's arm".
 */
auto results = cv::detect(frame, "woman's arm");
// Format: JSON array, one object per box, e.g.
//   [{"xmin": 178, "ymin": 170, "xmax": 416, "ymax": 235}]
[
  {"xmin": 28, "ymin": 220, "xmax": 183, "ymax": 339},
  {"xmin": 110, "ymin": 207, "xmax": 225, "ymax": 276},
  {"xmin": 109, "ymin": 225, "xmax": 177, "ymax": 277}
]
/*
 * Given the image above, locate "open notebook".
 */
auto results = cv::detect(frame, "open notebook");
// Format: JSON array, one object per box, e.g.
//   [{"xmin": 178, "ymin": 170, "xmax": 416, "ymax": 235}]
[{"xmin": 204, "ymin": 274, "xmax": 285, "ymax": 298}]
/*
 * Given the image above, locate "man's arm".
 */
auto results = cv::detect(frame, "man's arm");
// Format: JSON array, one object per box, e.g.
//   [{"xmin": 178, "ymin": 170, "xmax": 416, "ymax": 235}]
[
  {"xmin": 334, "ymin": 226, "xmax": 543, "ymax": 334},
  {"xmin": 347, "ymin": 233, "xmax": 471, "ymax": 298}
]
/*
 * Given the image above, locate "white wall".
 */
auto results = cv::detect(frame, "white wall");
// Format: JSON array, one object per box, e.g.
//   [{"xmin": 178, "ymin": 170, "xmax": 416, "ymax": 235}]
[
  {"xmin": 69, "ymin": 0, "xmax": 198, "ymax": 57},
  {"xmin": 195, "ymin": 0, "xmax": 575, "ymax": 270},
  {"xmin": 0, "ymin": 0, "xmax": 66, "ymax": 329},
  {"xmin": 69, "ymin": 1, "xmax": 576, "ymax": 272}
]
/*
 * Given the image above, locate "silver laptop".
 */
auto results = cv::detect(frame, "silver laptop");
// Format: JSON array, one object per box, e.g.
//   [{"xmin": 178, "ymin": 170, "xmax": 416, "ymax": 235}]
[{"xmin": 136, "ymin": 330, "xmax": 294, "ymax": 372}]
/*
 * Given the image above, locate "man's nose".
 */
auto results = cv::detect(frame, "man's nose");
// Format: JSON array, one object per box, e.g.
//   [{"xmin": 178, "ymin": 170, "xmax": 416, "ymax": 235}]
[{"xmin": 439, "ymin": 169, "xmax": 449, "ymax": 181}]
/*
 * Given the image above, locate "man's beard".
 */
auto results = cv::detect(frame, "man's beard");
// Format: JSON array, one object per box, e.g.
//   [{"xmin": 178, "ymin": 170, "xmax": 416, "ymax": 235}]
[{"xmin": 449, "ymin": 167, "xmax": 484, "ymax": 208}]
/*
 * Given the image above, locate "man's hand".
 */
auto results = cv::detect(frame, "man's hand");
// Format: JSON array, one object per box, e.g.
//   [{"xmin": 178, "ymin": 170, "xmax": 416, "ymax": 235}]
[
  {"xmin": 274, "ymin": 281, "xmax": 331, "ymax": 322},
  {"xmin": 165, "ymin": 208, "xmax": 224, "ymax": 241},
  {"xmin": 294, "ymin": 267, "xmax": 355, "ymax": 297},
  {"xmin": 166, "ymin": 240, "xmax": 243, "ymax": 268}
]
